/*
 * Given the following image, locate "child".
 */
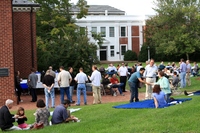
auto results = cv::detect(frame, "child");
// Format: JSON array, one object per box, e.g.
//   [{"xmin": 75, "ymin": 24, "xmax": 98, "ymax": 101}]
[{"xmin": 16, "ymin": 107, "xmax": 29, "ymax": 129}]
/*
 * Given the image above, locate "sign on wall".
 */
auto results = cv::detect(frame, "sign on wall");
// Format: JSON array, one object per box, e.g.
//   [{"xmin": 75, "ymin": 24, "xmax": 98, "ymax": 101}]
[{"xmin": 0, "ymin": 68, "xmax": 9, "ymax": 77}]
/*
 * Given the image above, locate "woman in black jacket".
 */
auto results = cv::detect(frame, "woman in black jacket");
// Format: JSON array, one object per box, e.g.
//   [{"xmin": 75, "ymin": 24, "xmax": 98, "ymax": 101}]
[{"xmin": 15, "ymin": 71, "xmax": 22, "ymax": 103}]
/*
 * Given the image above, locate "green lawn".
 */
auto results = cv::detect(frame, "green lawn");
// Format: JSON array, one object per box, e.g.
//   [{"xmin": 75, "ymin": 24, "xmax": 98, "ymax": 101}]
[{"xmin": 8, "ymin": 77, "xmax": 200, "ymax": 133}]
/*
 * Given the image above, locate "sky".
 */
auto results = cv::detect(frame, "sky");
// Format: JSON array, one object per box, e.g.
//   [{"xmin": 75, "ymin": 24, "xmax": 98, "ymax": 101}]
[{"xmin": 71, "ymin": 0, "xmax": 156, "ymax": 15}]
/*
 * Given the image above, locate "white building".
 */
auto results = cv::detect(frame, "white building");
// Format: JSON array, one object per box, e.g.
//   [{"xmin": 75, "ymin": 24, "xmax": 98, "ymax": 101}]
[{"xmin": 74, "ymin": 5, "xmax": 149, "ymax": 61}]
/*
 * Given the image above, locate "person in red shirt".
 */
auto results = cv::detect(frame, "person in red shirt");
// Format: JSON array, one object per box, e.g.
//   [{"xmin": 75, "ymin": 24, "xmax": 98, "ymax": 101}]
[{"xmin": 110, "ymin": 74, "xmax": 125, "ymax": 96}]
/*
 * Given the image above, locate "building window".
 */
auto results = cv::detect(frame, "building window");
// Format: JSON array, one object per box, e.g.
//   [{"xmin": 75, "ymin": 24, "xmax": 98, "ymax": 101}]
[
  {"xmin": 109, "ymin": 27, "xmax": 115, "ymax": 37},
  {"xmin": 110, "ymin": 46, "xmax": 114, "ymax": 57},
  {"xmin": 100, "ymin": 27, "xmax": 106, "ymax": 37},
  {"xmin": 120, "ymin": 27, "xmax": 126, "ymax": 37},
  {"xmin": 91, "ymin": 27, "xmax": 97, "ymax": 37},
  {"xmin": 121, "ymin": 45, "xmax": 126, "ymax": 55},
  {"xmin": 111, "ymin": 51, "xmax": 114, "ymax": 57},
  {"xmin": 80, "ymin": 27, "xmax": 86, "ymax": 35},
  {"xmin": 100, "ymin": 46, "xmax": 107, "ymax": 49}
]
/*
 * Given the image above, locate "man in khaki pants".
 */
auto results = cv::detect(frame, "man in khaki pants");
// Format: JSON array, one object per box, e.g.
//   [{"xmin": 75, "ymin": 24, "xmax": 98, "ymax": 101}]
[
  {"xmin": 186, "ymin": 60, "xmax": 191, "ymax": 86},
  {"xmin": 143, "ymin": 59, "xmax": 158, "ymax": 99},
  {"xmin": 88, "ymin": 65, "xmax": 102, "ymax": 104}
]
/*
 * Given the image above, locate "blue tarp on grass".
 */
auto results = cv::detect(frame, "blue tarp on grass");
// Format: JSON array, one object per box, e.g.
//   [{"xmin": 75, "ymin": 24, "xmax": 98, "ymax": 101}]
[{"xmin": 113, "ymin": 98, "xmax": 192, "ymax": 109}]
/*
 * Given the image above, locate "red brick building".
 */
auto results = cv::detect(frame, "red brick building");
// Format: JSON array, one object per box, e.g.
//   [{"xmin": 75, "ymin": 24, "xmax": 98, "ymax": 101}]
[{"xmin": 0, "ymin": 0, "xmax": 39, "ymax": 105}]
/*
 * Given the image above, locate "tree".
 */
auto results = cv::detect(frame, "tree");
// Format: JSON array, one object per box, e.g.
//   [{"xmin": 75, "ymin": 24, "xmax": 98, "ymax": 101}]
[
  {"xmin": 138, "ymin": 43, "xmax": 156, "ymax": 62},
  {"xmin": 145, "ymin": 0, "xmax": 200, "ymax": 60},
  {"xmin": 124, "ymin": 50, "xmax": 137, "ymax": 61},
  {"xmin": 33, "ymin": 0, "xmax": 103, "ymax": 74}
]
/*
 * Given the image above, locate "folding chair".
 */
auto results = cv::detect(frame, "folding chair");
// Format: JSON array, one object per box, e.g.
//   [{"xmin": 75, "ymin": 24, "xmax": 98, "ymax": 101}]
[{"xmin": 171, "ymin": 81, "xmax": 181, "ymax": 95}]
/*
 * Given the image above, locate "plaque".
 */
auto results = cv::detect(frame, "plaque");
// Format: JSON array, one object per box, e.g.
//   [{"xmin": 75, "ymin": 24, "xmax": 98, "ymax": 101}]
[{"xmin": 0, "ymin": 68, "xmax": 9, "ymax": 77}]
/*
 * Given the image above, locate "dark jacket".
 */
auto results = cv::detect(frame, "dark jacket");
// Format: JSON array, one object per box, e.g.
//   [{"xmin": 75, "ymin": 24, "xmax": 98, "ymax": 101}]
[
  {"xmin": 42, "ymin": 75, "xmax": 55, "ymax": 87},
  {"xmin": 0, "ymin": 105, "xmax": 15, "ymax": 130},
  {"xmin": 69, "ymin": 72, "xmax": 76, "ymax": 86}
]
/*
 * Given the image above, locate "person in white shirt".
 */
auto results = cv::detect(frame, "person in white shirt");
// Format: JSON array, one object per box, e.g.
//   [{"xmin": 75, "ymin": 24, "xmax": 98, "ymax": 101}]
[
  {"xmin": 74, "ymin": 68, "xmax": 88, "ymax": 106},
  {"xmin": 143, "ymin": 59, "xmax": 158, "ymax": 99},
  {"xmin": 106, "ymin": 64, "xmax": 117, "ymax": 76},
  {"xmin": 88, "ymin": 65, "xmax": 102, "ymax": 104},
  {"xmin": 106, "ymin": 64, "xmax": 117, "ymax": 72},
  {"xmin": 118, "ymin": 63, "xmax": 128, "ymax": 92},
  {"xmin": 57, "ymin": 66, "xmax": 72, "ymax": 104}
]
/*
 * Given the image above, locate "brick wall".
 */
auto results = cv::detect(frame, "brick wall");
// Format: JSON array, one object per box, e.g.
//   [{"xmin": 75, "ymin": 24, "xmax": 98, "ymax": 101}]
[
  {"xmin": 132, "ymin": 38, "xmax": 140, "ymax": 55},
  {"xmin": 131, "ymin": 26, "xmax": 139, "ymax": 36},
  {"xmin": 13, "ymin": 12, "xmax": 37, "ymax": 78},
  {"xmin": 132, "ymin": 26, "xmax": 140, "ymax": 55},
  {"xmin": 0, "ymin": 0, "xmax": 16, "ymax": 106}
]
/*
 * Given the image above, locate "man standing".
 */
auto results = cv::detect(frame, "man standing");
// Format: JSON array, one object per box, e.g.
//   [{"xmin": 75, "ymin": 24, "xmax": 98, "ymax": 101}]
[
  {"xmin": 88, "ymin": 65, "xmax": 102, "ymax": 104},
  {"xmin": 28, "ymin": 68, "xmax": 38, "ymax": 102},
  {"xmin": 143, "ymin": 59, "xmax": 157, "ymax": 99},
  {"xmin": 57, "ymin": 66, "xmax": 72, "ymax": 104},
  {"xmin": 180, "ymin": 58, "xmax": 187, "ymax": 88},
  {"xmin": 51, "ymin": 100, "xmax": 78, "ymax": 124},
  {"xmin": 128, "ymin": 68, "xmax": 150, "ymax": 102},
  {"xmin": 0, "ymin": 99, "xmax": 22, "ymax": 131},
  {"xmin": 118, "ymin": 63, "xmax": 128, "ymax": 92},
  {"xmin": 186, "ymin": 60, "xmax": 192, "ymax": 86},
  {"xmin": 74, "ymin": 68, "xmax": 88, "ymax": 106},
  {"xmin": 42, "ymin": 70, "xmax": 55, "ymax": 108},
  {"xmin": 68, "ymin": 67, "xmax": 76, "ymax": 103}
]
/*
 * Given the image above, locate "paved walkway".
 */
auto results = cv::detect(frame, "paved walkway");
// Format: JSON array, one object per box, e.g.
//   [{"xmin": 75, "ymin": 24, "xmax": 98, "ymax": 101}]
[{"xmin": 10, "ymin": 91, "xmax": 145, "ymax": 111}]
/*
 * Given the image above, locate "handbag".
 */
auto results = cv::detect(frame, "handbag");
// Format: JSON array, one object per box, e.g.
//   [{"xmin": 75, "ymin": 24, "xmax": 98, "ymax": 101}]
[{"xmin": 31, "ymin": 122, "xmax": 44, "ymax": 130}]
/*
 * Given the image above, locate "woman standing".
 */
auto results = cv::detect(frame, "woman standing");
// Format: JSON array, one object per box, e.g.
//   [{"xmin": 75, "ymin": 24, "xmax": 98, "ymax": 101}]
[{"xmin": 15, "ymin": 71, "xmax": 22, "ymax": 103}]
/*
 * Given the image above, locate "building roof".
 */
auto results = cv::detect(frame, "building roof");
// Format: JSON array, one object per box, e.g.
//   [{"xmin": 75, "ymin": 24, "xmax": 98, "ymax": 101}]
[
  {"xmin": 72, "ymin": 5, "xmax": 125, "ymax": 15},
  {"xmin": 88, "ymin": 5, "xmax": 124, "ymax": 13},
  {"xmin": 12, "ymin": 0, "xmax": 40, "ymax": 7}
]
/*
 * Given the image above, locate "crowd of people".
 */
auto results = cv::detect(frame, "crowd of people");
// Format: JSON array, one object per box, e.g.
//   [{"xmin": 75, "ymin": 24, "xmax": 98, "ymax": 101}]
[
  {"xmin": 16, "ymin": 59, "xmax": 198, "ymax": 107},
  {"xmin": 101, "ymin": 58, "xmax": 197, "ymax": 107},
  {"xmin": 1, "ymin": 58, "xmax": 198, "ymax": 131}
]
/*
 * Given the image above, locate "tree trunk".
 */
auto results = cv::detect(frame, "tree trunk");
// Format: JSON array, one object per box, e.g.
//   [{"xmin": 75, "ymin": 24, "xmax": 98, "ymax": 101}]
[{"xmin": 186, "ymin": 53, "xmax": 189, "ymax": 60}]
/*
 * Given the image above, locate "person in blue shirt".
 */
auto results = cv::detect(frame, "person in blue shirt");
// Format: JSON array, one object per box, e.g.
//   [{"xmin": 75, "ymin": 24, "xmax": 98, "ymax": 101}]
[
  {"xmin": 128, "ymin": 68, "xmax": 150, "ymax": 102},
  {"xmin": 152, "ymin": 85, "xmax": 167, "ymax": 108}
]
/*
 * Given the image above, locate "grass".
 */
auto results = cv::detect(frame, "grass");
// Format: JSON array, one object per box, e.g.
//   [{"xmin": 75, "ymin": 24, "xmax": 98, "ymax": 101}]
[{"xmin": 7, "ymin": 70, "xmax": 200, "ymax": 133}]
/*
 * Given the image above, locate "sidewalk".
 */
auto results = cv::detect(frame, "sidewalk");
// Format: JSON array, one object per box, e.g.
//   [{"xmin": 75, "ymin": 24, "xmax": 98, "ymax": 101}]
[{"xmin": 10, "ymin": 91, "xmax": 145, "ymax": 111}]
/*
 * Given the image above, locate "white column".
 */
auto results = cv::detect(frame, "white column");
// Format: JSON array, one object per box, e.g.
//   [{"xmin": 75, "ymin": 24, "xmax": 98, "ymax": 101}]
[
  {"xmin": 115, "ymin": 22, "xmax": 120, "ymax": 61},
  {"xmin": 127, "ymin": 23, "xmax": 132, "ymax": 51},
  {"xmin": 139, "ymin": 24, "xmax": 143, "ymax": 51}
]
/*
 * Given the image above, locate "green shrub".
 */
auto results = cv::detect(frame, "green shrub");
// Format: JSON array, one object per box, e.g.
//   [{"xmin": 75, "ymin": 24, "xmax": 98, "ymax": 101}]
[{"xmin": 124, "ymin": 50, "xmax": 137, "ymax": 61}]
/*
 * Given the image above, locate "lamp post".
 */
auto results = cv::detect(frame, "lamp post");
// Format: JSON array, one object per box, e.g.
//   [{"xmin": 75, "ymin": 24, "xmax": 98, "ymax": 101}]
[
  {"xmin": 147, "ymin": 46, "xmax": 150, "ymax": 61},
  {"xmin": 89, "ymin": 55, "xmax": 93, "ymax": 73}
]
